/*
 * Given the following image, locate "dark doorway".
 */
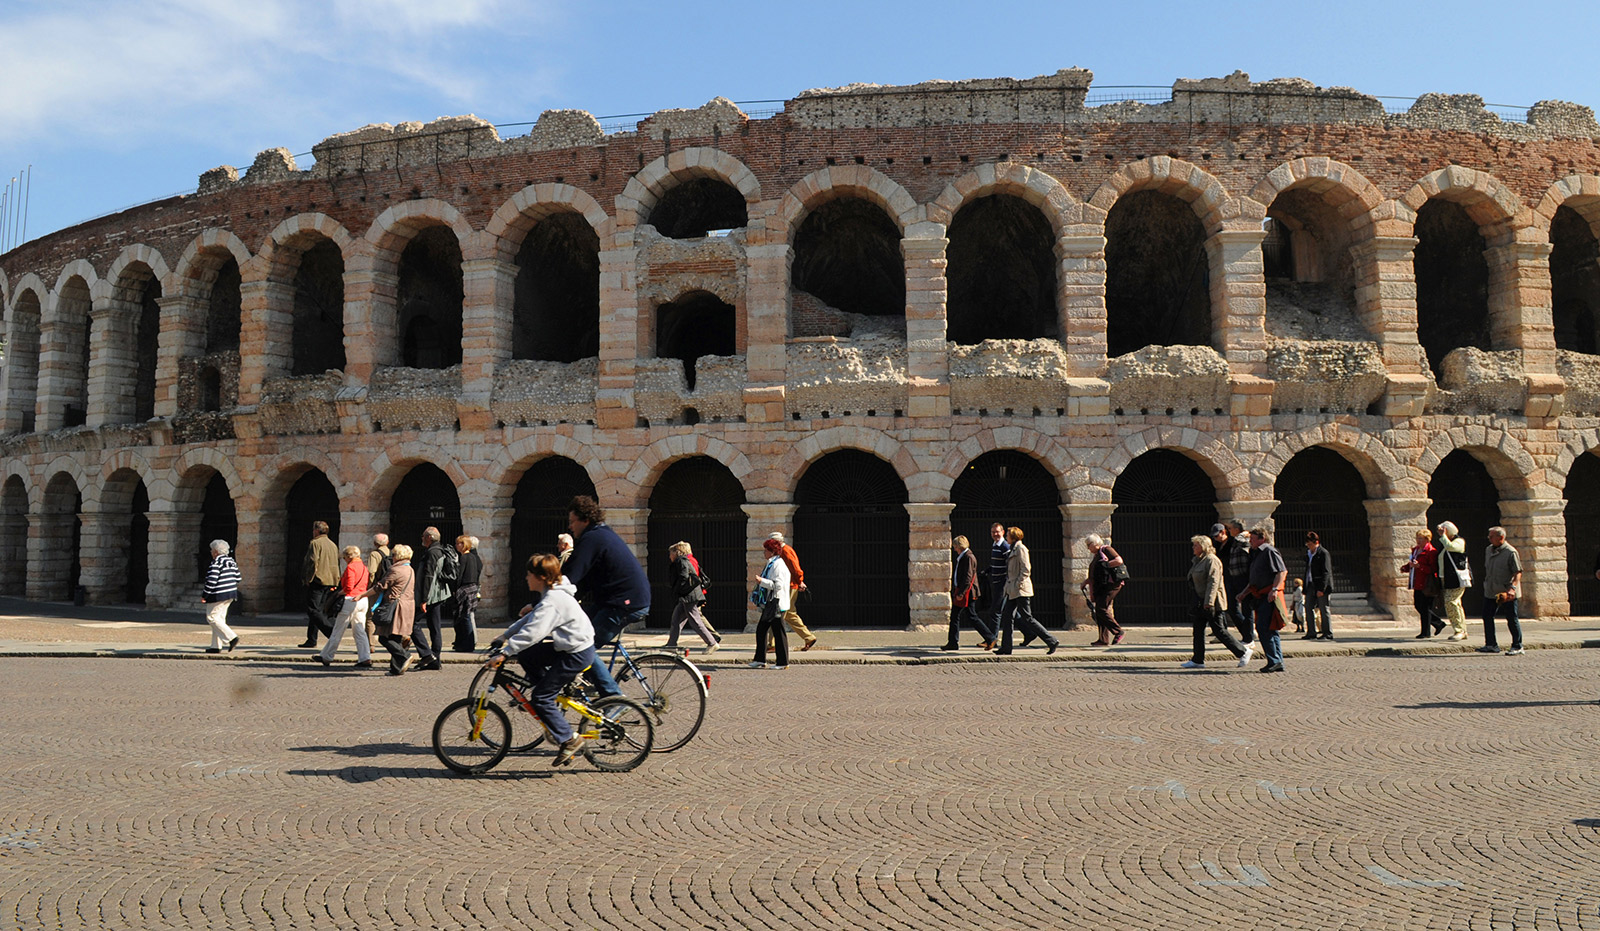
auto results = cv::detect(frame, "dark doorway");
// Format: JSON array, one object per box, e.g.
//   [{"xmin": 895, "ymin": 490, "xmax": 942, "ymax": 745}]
[
  {"xmin": 282, "ymin": 470, "xmax": 340, "ymax": 610},
  {"xmin": 57, "ymin": 276, "xmax": 92, "ymax": 427},
  {"xmin": 199, "ymin": 472, "xmax": 238, "ymax": 586},
  {"xmin": 1551, "ymin": 205, "xmax": 1600, "ymax": 355},
  {"xmin": 512, "ymin": 212, "xmax": 601, "ymax": 362},
  {"xmin": 950, "ymin": 451, "xmax": 1063, "ymax": 628},
  {"xmin": 397, "ymin": 226, "xmax": 464, "ymax": 369},
  {"xmin": 1110, "ymin": 449, "xmax": 1219, "ymax": 624},
  {"xmin": 657, "ymin": 291, "xmax": 736, "ymax": 390},
  {"xmin": 792, "ymin": 197, "xmax": 905, "ymax": 320},
  {"xmin": 508, "ymin": 457, "xmax": 596, "ymax": 612},
  {"xmin": 42, "ymin": 474, "xmax": 82, "ymax": 602},
  {"xmin": 206, "ymin": 258, "xmax": 242, "ymax": 353},
  {"xmin": 794, "ymin": 450, "xmax": 909, "ymax": 627},
  {"xmin": 1427, "ymin": 450, "xmax": 1502, "ymax": 617},
  {"xmin": 1273, "ymin": 447, "xmax": 1372, "ymax": 594},
  {"xmin": 199, "ymin": 366, "xmax": 223, "ymax": 412},
  {"xmin": 134, "ymin": 277, "xmax": 162, "ymax": 421},
  {"xmin": 1105, "ymin": 190, "xmax": 1212, "ymax": 357},
  {"xmin": 389, "ymin": 464, "xmax": 463, "ymax": 564},
  {"xmin": 124, "ymin": 481, "xmax": 149, "ymax": 604},
  {"xmin": 1414, "ymin": 199, "xmax": 1491, "ymax": 378},
  {"xmin": 947, "ymin": 194, "xmax": 1058, "ymax": 344},
  {"xmin": 647, "ymin": 457, "xmax": 747, "ymax": 630},
  {"xmin": 0, "ymin": 477, "xmax": 28, "ymax": 596},
  {"xmin": 1565, "ymin": 453, "xmax": 1600, "ymax": 615},
  {"xmin": 293, "ymin": 238, "xmax": 346, "ymax": 375},
  {"xmin": 647, "ymin": 178, "xmax": 748, "ymax": 238}
]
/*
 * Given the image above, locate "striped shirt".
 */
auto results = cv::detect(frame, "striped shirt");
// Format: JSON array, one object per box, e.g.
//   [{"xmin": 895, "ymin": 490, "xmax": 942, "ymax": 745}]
[
  {"xmin": 989, "ymin": 538, "xmax": 1011, "ymax": 590},
  {"xmin": 203, "ymin": 554, "xmax": 241, "ymax": 602}
]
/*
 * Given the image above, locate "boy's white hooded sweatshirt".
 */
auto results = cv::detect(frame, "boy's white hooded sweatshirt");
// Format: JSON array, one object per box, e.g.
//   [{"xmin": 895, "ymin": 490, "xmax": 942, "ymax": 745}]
[{"xmin": 501, "ymin": 581, "xmax": 595, "ymax": 655}]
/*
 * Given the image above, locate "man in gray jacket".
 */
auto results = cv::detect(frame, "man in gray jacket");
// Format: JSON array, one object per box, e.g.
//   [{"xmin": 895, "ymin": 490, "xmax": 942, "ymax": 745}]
[{"xmin": 1478, "ymin": 526, "xmax": 1524, "ymax": 655}]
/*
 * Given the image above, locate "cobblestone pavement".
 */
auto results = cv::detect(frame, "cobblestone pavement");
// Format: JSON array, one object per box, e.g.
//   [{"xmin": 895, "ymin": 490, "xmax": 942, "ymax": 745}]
[{"xmin": 1, "ymin": 652, "xmax": 1597, "ymax": 930}]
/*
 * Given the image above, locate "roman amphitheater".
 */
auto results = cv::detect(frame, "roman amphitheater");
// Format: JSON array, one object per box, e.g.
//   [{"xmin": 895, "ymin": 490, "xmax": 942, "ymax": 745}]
[{"xmin": 2, "ymin": 68, "xmax": 1599, "ymax": 631}]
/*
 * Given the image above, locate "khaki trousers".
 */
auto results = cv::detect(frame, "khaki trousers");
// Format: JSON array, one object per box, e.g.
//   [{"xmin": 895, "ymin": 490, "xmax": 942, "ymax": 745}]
[
  {"xmin": 766, "ymin": 590, "xmax": 815, "ymax": 648},
  {"xmin": 1440, "ymin": 587, "xmax": 1467, "ymax": 636}
]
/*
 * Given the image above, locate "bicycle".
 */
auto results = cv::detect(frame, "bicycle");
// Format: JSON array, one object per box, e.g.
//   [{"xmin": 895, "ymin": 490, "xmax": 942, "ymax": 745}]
[
  {"xmin": 468, "ymin": 638, "xmax": 707, "ymax": 752},
  {"xmin": 433, "ymin": 662, "xmax": 654, "ymax": 775}
]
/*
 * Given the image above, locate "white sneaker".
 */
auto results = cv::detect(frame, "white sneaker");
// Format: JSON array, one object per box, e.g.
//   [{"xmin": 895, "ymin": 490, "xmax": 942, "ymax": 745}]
[
  {"xmin": 704, "ymin": 643, "xmax": 719, "ymax": 655},
  {"xmin": 1180, "ymin": 660, "xmax": 1204, "ymax": 669},
  {"xmin": 1506, "ymin": 647, "xmax": 1525, "ymax": 655},
  {"xmin": 1238, "ymin": 644, "xmax": 1254, "ymax": 667},
  {"xmin": 770, "ymin": 664, "xmax": 788, "ymax": 671}
]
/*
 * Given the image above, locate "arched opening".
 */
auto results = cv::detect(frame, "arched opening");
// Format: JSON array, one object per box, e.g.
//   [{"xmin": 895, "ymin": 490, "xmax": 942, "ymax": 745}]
[
  {"xmin": 40, "ymin": 472, "xmax": 81, "ymax": 601},
  {"xmin": 508, "ymin": 457, "xmax": 596, "ymax": 612},
  {"xmin": 512, "ymin": 212, "xmax": 601, "ymax": 361},
  {"xmin": 122, "ymin": 480, "xmax": 150, "ymax": 604},
  {"xmin": 950, "ymin": 451, "xmax": 1063, "ymax": 628},
  {"xmin": 1426, "ymin": 450, "xmax": 1502, "ymax": 617},
  {"xmin": 292, "ymin": 238, "xmax": 346, "ymax": 375},
  {"xmin": 1550, "ymin": 205, "xmax": 1600, "ymax": 355},
  {"xmin": 791, "ymin": 197, "xmax": 905, "ymax": 332},
  {"xmin": 1110, "ymin": 449, "xmax": 1219, "ymax": 624},
  {"xmin": 198, "ymin": 365, "xmax": 222, "ymax": 412},
  {"xmin": 397, "ymin": 226, "xmax": 463, "ymax": 369},
  {"xmin": 0, "ymin": 477, "xmax": 28, "ymax": 596},
  {"xmin": 199, "ymin": 472, "xmax": 238, "ymax": 587},
  {"xmin": 646, "ymin": 177, "xmax": 747, "ymax": 239},
  {"xmin": 656, "ymin": 291, "xmax": 735, "ymax": 390},
  {"xmin": 1263, "ymin": 189, "xmax": 1362, "ymax": 338},
  {"xmin": 134, "ymin": 276, "xmax": 161, "ymax": 422},
  {"xmin": 1272, "ymin": 447, "xmax": 1372, "ymax": 594},
  {"xmin": 794, "ymin": 450, "xmax": 909, "ymax": 627},
  {"xmin": 647, "ymin": 457, "xmax": 748, "ymax": 630},
  {"xmin": 281, "ymin": 469, "xmax": 340, "ymax": 611},
  {"xmin": 6, "ymin": 290, "xmax": 41, "ymax": 433},
  {"xmin": 389, "ymin": 463, "xmax": 463, "ymax": 559},
  {"xmin": 1105, "ymin": 190, "xmax": 1211, "ymax": 357},
  {"xmin": 1414, "ymin": 199, "xmax": 1491, "ymax": 378},
  {"xmin": 50, "ymin": 276, "xmax": 92, "ymax": 428},
  {"xmin": 206, "ymin": 258, "xmax": 242, "ymax": 353},
  {"xmin": 1565, "ymin": 453, "xmax": 1600, "ymax": 615},
  {"xmin": 946, "ymin": 194, "xmax": 1058, "ymax": 345}
]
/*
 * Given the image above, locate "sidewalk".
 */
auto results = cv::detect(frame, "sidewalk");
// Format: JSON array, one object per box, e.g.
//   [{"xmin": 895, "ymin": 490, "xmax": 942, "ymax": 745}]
[{"xmin": 3, "ymin": 597, "xmax": 1597, "ymax": 666}]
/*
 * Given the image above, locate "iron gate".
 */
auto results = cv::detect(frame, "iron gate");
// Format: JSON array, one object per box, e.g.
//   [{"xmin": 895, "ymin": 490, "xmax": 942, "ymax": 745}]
[
  {"xmin": 1566, "ymin": 454, "xmax": 1600, "ymax": 616},
  {"xmin": 282, "ymin": 470, "xmax": 340, "ymax": 610},
  {"xmin": 793, "ymin": 451, "xmax": 909, "ymax": 627},
  {"xmin": 389, "ymin": 464, "xmax": 463, "ymax": 582},
  {"xmin": 1272, "ymin": 447, "xmax": 1372, "ymax": 594},
  {"xmin": 1111, "ymin": 450, "xmax": 1218, "ymax": 625},
  {"xmin": 1427, "ymin": 451, "xmax": 1501, "ymax": 617},
  {"xmin": 950, "ymin": 451, "xmax": 1063, "ymax": 628},
  {"xmin": 508, "ymin": 458, "xmax": 596, "ymax": 613},
  {"xmin": 647, "ymin": 457, "xmax": 747, "ymax": 630}
]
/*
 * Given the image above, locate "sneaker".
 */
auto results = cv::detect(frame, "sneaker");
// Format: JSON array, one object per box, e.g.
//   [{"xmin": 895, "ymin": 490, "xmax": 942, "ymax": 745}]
[
  {"xmin": 1112, "ymin": 632, "xmax": 1124, "ymax": 645},
  {"xmin": 1505, "ymin": 646, "xmax": 1525, "ymax": 655},
  {"xmin": 746, "ymin": 660, "xmax": 766, "ymax": 669},
  {"xmin": 553, "ymin": 735, "xmax": 586, "ymax": 767},
  {"xmin": 400, "ymin": 654, "xmax": 418, "ymax": 673},
  {"xmin": 770, "ymin": 664, "xmax": 788, "ymax": 671},
  {"xmin": 1180, "ymin": 660, "xmax": 1204, "ymax": 668},
  {"xmin": 704, "ymin": 643, "xmax": 719, "ymax": 655},
  {"xmin": 1447, "ymin": 632, "xmax": 1467, "ymax": 641},
  {"xmin": 1476, "ymin": 645, "xmax": 1501, "ymax": 654},
  {"xmin": 1238, "ymin": 643, "xmax": 1254, "ymax": 667}
]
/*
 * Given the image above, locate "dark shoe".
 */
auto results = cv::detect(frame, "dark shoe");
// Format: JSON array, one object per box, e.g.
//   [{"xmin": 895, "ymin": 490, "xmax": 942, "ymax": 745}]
[
  {"xmin": 386, "ymin": 669, "xmax": 402, "ymax": 676},
  {"xmin": 801, "ymin": 639, "xmax": 819, "ymax": 652},
  {"xmin": 227, "ymin": 636, "xmax": 239, "ymax": 652},
  {"xmin": 205, "ymin": 647, "xmax": 221, "ymax": 654},
  {"xmin": 993, "ymin": 649, "xmax": 1013, "ymax": 655},
  {"xmin": 1415, "ymin": 633, "xmax": 1430, "ymax": 639},
  {"xmin": 298, "ymin": 640, "xmax": 317, "ymax": 648},
  {"xmin": 353, "ymin": 660, "xmax": 372, "ymax": 668},
  {"xmin": 939, "ymin": 644, "xmax": 959, "ymax": 652},
  {"xmin": 1476, "ymin": 645, "xmax": 1501, "ymax": 654},
  {"xmin": 1318, "ymin": 633, "xmax": 1334, "ymax": 641},
  {"xmin": 1046, "ymin": 640, "xmax": 1059, "ymax": 655},
  {"xmin": 317, "ymin": 656, "xmax": 331, "ymax": 667},
  {"xmin": 1088, "ymin": 640, "xmax": 1109, "ymax": 647},
  {"xmin": 1259, "ymin": 662, "xmax": 1284, "ymax": 673},
  {"xmin": 1112, "ymin": 632, "xmax": 1125, "ymax": 645},
  {"xmin": 976, "ymin": 640, "xmax": 995, "ymax": 651},
  {"xmin": 1301, "ymin": 633, "xmax": 1317, "ymax": 640},
  {"xmin": 420, "ymin": 661, "xmax": 442, "ymax": 671},
  {"xmin": 1019, "ymin": 638, "xmax": 1036, "ymax": 649},
  {"xmin": 1431, "ymin": 619, "xmax": 1446, "ymax": 636}
]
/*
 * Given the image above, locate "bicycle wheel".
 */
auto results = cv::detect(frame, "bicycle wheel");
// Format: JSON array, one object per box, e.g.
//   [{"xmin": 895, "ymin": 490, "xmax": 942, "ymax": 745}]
[
  {"xmin": 581, "ymin": 696, "xmax": 654, "ymax": 772},
  {"xmin": 468, "ymin": 667, "xmax": 545, "ymax": 753},
  {"xmin": 432, "ymin": 697, "xmax": 511, "ymax": 775},
  {"xmin": 613, "ymin": 652, "xmax": 707, "ymax": 752}
]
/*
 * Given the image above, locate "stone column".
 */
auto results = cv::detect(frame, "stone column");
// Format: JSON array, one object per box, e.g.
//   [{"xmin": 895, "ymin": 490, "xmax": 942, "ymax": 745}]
[
  {"xmin": 86, "ymin": 300, "xmax": 138, "ymax": 429},
  {"xmin": 340, "ymin": 242, "xmax": 393, "ymax": 386},
  {"xmin": 743, "ymin": 242, "xmax": 790, "ymax": 423},
  {"xmin": 153, "ymin": 293, "xmax": 205, "ymax": 418},
  {"xmin": 741, "ymin": 503, "xmax": 797, "ymax": 633},
  {"xmin": 77, "ymin": 510, "xmax": 127, "ymax": 605},
  {"xmin": 1485, "ymin": 240, "xmax": 1564, "ymax": 417},
  {"xmin": 1058, "ymin": 232, "xmax": 1108, "ymax": 377},
  {"xmin": 1364, "ymin": 497, "xmax": 1432, "ymax": 619},
  {"xmin": 1205, "ymin": 228, "xmax": 1269, "ymax": 374},
  {"xmin": 906, "ymin": 503, "xmax": 956, "ymax": 631},
  {"xmin": 1062, "ymin": 503, "xmax": 1117, "ymax": 628},
  {"xmin": 595, "ymin": 241, "xmax": 639, "ymax": 430},
  {"xmin": 1499, "ymin": 498, "xmax": 1568, "ymax": 620},
  {"xmin": 26, "ymin": 508, "xmax": 76, "ymax": 602},
  {"xmin": 1215, "ymin": 501, "xmax": 1281, "ymax": 537},
  {"xmin": 1349, "ymin": 235, "xmax": 1429, "ymax": 415},
  {"xmin": 238, "ymin": 266, "xmax": 285, "ymax": 408},
  {"xmin": 0, "ymin": 307, "xmax": 40, "ymax": 434},
  {"xmin": 902, "ymin": 226, "xmax": 950, "ymax": 419},
  {"xmin": 233, "ymin": 500, "xmax": 276, "ymax": 613},
  {"xmin": 459, "ymin": 505, "xmax": 514, "ymax": 618},
  {"xmin": 145, "ymin": 510, "xmax": 203, "ymax": 609},
  {"xmin": 459, "ymin": 257, "xmax": 517, "ymax": 432}
]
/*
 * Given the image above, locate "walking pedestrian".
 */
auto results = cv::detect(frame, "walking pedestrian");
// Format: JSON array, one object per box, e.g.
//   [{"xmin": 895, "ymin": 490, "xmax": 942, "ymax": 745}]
[
  {"xmin": 985, "ymin": 522, "xmax": 1011, "ymax": 643},
  {"xmin": 664, "ymin": 541, "xmax": 719, "ymax": 652},
  {"xmin": 1238, "ymin": 526, "xmax": 1288, "ymax": 673},
  {"xmin": 299, "ymin": 520, "xmax": 339, "ymax": 648},
  {"xmin": 363, "ymin": 533, "xmax": 391, "ymax": 642},
  {"xmin": 557, "ymin": 533, "xmax": 574, "ymax": 569},
  {"xmin": 452, "ymin": 535, "xmax": 482, "ymax": 653},
  {"xmin": 1286, "ymin": 579, "xmax": 1305, "ymax": 633},
  {"xmin": 319, "ymin": 545, "xmax": 372, "ymax": 667},
  {"xmin": 1081, "ymin": 534, "xmax": 1126, "ymax": 646},
  {"xmin": 994, "ymin": 527, "xmax": 1059, "ymax": 655},
  {"xmin": 563, "ymin": 495, "xmax": 650, "ymax": 697},
  {"xmin": 362, "ymin": 543, "xmax": 416, "ymax": 676},
  {"xmin": 1302, "ymin": 531, "xmax": 1335, "ymax": 641},
  {"xmin": 1435, "ymin": 521, "xmax": 1470, "ymax": 641},
  {"xmin": 1180, "ymin": 534, "xmax": 1249, "ymax": 668},
  {"xmin": 1401, "ymin": 529, "xmax": 1445, "ymax": 639},
  {"xmin": 766, "ymin": 532, "xmax": 818, "ymax": 651},
  {"xmin": 1478, "ymin": 526, "xmax": 1524, "ymax": 655},
  {"xmin": 748, "ymin": 538, "xmax": 790, "ymax": 670},
  {"xmin": 1216, "ymin": 521, "xmax": 1255, "ymax": 646},
  {"xmin": 412, "ymin": 527, "xmax": 457, "ymax": 670},
  {"xmin": 200, "ymin": 540, "xmax": 241, "ymax": 654},
  {"xmin": 942, "ymin": 535, "xmax": 993, "ymax": 651}
]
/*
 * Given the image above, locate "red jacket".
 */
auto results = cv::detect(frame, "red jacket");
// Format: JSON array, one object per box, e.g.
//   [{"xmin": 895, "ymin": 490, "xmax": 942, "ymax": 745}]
[{"xmin": 778, "ymin": 543, "xmax": 804, "ymax": 591}]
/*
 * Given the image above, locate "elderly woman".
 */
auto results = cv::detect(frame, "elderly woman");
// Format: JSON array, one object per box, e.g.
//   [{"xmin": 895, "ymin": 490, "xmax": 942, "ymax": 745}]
[
  {"xmin": 1401, "ymin": 529, "xmax": 1444, "ymax": 639},
  {"xmin": 319, "ymin": 545, "xmax": 372, "ymax": 667},
  {"xmin": 995, "ymin": 527, "xmax": 1059, "ymax": 655},
  {"xmin": 1081, "ymin": 533, "xmax": 1127, "ymax": 646},
  {"xmin": 453, "ymin": 534, "xmax": 482, "ymax": 653},
  {"xmin": 665, "ymin": 541, "xmax": 719, "ymax": 653},
  {"xmin": 359, "ymin": 543, "xmax": 417, "ymax": 675},
  {"xmin": 1181, "ymin": 535, "xmax": 1249, "ymax": 669},
  {"xmin": 1434, "ymin": 521, "xmax": 1470, "ymax": 641},
  {"xmin": 200, "ymin": 540, "xmax": 241, "ymax": 654},
  {"xmin": 748, "ymin": 538, "xmax": 792, "ymax": 670}
]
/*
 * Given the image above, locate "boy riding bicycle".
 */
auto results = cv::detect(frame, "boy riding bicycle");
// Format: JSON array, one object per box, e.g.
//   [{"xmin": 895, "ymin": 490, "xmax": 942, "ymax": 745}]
[{"xmin": 485, "ymin": 554, "xmax": 597, "ymax": 766}]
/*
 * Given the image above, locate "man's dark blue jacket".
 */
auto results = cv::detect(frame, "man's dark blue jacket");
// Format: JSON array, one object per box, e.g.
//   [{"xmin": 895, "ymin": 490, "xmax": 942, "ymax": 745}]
[{"xmin": 564, "ymin": 521, "xmax": 651, "ymax": 611}]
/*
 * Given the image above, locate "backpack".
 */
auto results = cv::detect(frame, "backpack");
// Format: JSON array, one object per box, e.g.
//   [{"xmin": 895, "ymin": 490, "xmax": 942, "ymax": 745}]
[{"xmin": 436, "ymin": 545, "xmax": 460, "ymax": 585}]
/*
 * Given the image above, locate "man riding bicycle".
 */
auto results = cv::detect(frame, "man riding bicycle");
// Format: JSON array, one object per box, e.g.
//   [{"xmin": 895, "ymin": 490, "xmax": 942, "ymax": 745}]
[
  {"xmin": 561, "ymin": 495, "xmax": 651, "ymax": 699},
  {"xmin": 485, "ymin": 554, "xmax": 597, "ymax": 766}
]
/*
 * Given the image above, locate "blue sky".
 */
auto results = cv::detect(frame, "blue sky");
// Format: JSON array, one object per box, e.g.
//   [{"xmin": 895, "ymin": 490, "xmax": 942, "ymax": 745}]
[{"xmin": 2, "ymin": 0, "xmax": 1597, "ymax": 245}]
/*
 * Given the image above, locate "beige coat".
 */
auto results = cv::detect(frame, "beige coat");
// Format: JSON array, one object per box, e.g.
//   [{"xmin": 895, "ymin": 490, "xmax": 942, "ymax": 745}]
[
  {"xmin": 373, "ymin": 561, "xmax": 416, "ymax": 637},
  {"xmin": 1188, "ymin": 552, "xmax": 1226, "ymax": 613},
  {"xmin": 1004, "ymin": 541, "xmax": 1033, "ymax": 598}
]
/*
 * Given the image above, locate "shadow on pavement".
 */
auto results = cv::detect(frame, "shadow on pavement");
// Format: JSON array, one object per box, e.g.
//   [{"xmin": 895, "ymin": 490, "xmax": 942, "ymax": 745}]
[
  {"xmin": 286, "ymin": 764, "xmax": 598, "ymax": 783},
  {"xmin": 1574, "ymin": 818, "xmax": 1600, "ymax": 829},
  {"xmin": 290, "ymin": 742, "xmax": 437, "ymax": 758},
  {"xmin": 1395, "ymin": 699, "xmax": 1600, "ymax": 710}
]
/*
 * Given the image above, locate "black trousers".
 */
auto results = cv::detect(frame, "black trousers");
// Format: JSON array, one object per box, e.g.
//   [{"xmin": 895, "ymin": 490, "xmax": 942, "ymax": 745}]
[
  {"xmin": 753, "ymin": 600, "xmax": 788, "ymax": 666},
  {"xmin": 1413, "ymin": 589, "xmax": 1441, "ymax": 635},
  {"xmin": 305, "ymin": 584, "xmax": 334, "ymax": 643},
  {"xmin": 946, "ymin": 601, "xmax": 995, "ymax": 647},
  {"xmin": 1224, "ymin": 577, "xmax": 1253, "ymax": 644},
  {"xmin": 412, "ymin": 600, "xmax": 448, "ymax": 664},
  {"xmin": 998, "ymin": 596, "xmax": 1054, "ymax": 652},
  {"xmin": 1191, "ymin": 604, "xmax": 1246, "ymax": 662},
  {"xmin": 378, "ymin": 632, "xmax": 411, "ymax": 674}
]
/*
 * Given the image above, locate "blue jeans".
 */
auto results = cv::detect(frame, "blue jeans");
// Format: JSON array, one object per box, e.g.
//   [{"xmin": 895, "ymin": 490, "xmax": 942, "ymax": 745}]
[
  {"xmin": 1246, "ymin": 594, "xmax": 1283, "ymax": 666},
  {"xmin": 516, "ymin": 642, "xmax": 596, "ymax": 744},
  {"xmin": 583, "ymin": 604, "xmax": 648, "ymax": 697}
]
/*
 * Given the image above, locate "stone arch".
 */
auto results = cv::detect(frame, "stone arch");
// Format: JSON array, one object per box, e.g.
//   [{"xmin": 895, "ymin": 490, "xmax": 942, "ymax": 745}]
[
  {"xmin": 255, "ymin": 450, "xmax": 347, "ymax": 509},
  {"xmin": 486, "ymin": 183, "xmax": 612, "ymax": 260},
  {"xmin": 365, "ymin": 201, "xmax": 471, "ymax": 370},
  {"xmin": 937, "ymin": 426, "xmax": 1075, "ymax": 501},
  {"xmin": 97, "ymin": 246, "xmax": 170, "ymax": 426},
  {"xmin": 9, "ymin": 272, "xmax": 48, "ymax": 307},
  {"xmin": 258, "ymin": 212, "xmax": 358, "ymax": 270},
  {"xmin": 171, "ymin": 229, "xmax": 253, "ymax": 298},
  {"xmin": 1415, "ymin": 427, "xmax": 1546, "ymax": 501},
  {"xmin": 1533, "ymin": 174, "xmax": 1600, "ymax": 236},
  {"xmin": 618, "ymin": 147, "xmax": 762, "ymax": 229},
  {"xmin": 38, "ymin": 267, "xmax": 96, "ymax": 430},
  {"xmin": 172, "ymin": 446, "xmax": 247, "ymax": 511},
  {"xmin": 1399, "ymin": 166, "xmax": 1527, "ymax": 234},
  {"xmin": 1090, "ymin": 426, "xmax": 1250, "ymax": 504},
  {"xmin": 1247, "ymin": 158, "xmax": 1386, "ymax": 232},
  {"xmin": 1544, "ymin": 427, "xmax": 1600, "ymax": 496},
  {"xmin": 363, "ymin": 199, "xmax": 477, "ymax": 266},
  {"xmin": 51, "ymin": 260, "xmax": 99, "ymax": 297},
  {"xmin": 774, "ymin": 165, "xmax": 920, "ymax": 243},
  {"xmin": 624, "ymin": 433, "xmax": 755, "ymax": 503},
  {"xmin": 928, "ymin": 162, "xmax": 1083, "ymax": 236},
  {"xmin": 95, "ymin": 449, "xmax": 163, "ymax": 512},
  {"xmin": 104, "ymin": 244, "xmax": 173, "ymax": 295},
  {"xmin": 254, "ymin": 213, "xmax": 355, "ymax": 385},
  {"xmin": 779, "ymin": 425, "xmax": 922, "ymax": 499},
  {"xmin": 35, "ymin": 456, "xmax": 91, "ymax": 510},
  {"xmin": 4, "ymin": 276, "xmax": 47, "ymax": 433},
  {"xmin": 1086, "ymin": 156, "xmax": 1248, "ymax": 233},
  {"xmin": 361, "ymin": 442, "xmax": 470, "ymax": 513},
  {"xmin": 1256, "ymin": 423, "xmax": 1412, "ymax": 499},
  {"xmin": 485, "ymin": 434, "xmax": 607, "ymax": 509}
]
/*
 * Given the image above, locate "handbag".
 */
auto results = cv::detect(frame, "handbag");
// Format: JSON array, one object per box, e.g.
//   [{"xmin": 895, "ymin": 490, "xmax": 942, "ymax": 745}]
[{"xmin": 1450, "ymin": 551, "xmax": 1472, "ymax": 589}]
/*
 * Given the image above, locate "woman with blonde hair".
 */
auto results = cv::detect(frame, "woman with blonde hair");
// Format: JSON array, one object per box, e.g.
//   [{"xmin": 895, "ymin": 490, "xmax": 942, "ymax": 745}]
[
  {"xmin": 358, "ymin": 543, "xmax": 417, "ymax": 675},
  {"xmin": 664, "ymin": 541, "xmax": 719, "ymax": 653},
  {"xmin": 1181, "ymin": 534, "xmax": 1249, "ymax": 669},
  {"xmin": 1434, "ymin": 521, "xmax": 1470, "ymax": 641},
  {"xmin": 319, "ymin": 545, "xmax": 372, "ymax": 668},
  {"xmin": 995, "ymin": 527, "xmax": 1059, "ymax": 655}
]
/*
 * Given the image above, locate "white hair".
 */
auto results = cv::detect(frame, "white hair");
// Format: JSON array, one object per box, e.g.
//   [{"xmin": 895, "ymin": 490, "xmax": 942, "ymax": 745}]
[
  {"xmin": 767, "ymin": 531, "xmax": 785, "ymax": 542},
  {"xmin": 210, "ymin": 540, "xmax": 230, "ymax": 555},
  {"xmin": 1084, "ymin": 533, "xmax": 1103, "ymax": 547}
]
